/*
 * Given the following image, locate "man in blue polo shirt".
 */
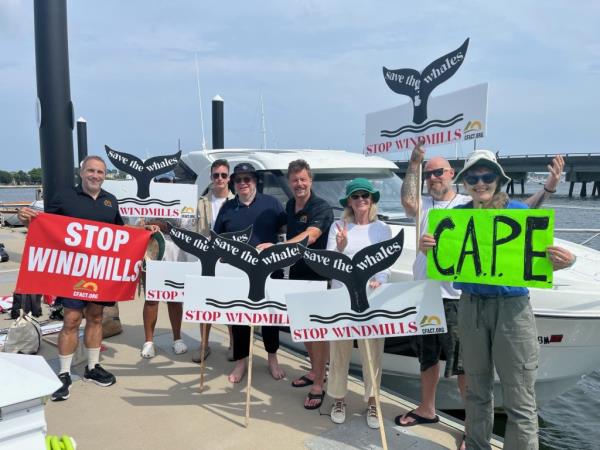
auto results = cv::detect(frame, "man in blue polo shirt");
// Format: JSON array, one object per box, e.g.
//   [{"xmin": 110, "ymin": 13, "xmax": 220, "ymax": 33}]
[{"xmin": 214, "ymin": 162, "xmax": 287, "ymax": 383}]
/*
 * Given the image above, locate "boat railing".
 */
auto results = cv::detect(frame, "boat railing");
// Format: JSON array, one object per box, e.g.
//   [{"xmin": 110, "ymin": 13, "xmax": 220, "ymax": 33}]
[{"xmin": 555, "ymin": 229, "xmax": 600, "ymax": 246}]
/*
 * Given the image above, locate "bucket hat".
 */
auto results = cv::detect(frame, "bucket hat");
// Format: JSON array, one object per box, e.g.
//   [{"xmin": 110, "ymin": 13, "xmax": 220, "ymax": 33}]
[
  {"xmin": 454, "ymin": 149, "xmax": 511, "ymax": 185},
  {"xmin": 339, "ymin": 178, "xmax": 380, "ymax": 207}
]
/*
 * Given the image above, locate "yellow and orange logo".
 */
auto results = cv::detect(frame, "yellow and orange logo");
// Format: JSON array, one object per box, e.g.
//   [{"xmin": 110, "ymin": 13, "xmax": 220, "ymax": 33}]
[
  {"xmin": 420, "ymin": 315, "xmax": 441, "ymax": 327},
  {"xmin": 464, "ymin": 120, "xmax": 482, "ymax": 133},
  {"xmin": 73, "ymin": 280, "xmax": 99, "ymax": 292}
]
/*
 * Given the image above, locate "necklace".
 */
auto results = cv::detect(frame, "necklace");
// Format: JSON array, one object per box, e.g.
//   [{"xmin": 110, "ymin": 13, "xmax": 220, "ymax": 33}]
[{"xmin": 432, "ymin": 193, "xmax": 458, "ymax": 209}]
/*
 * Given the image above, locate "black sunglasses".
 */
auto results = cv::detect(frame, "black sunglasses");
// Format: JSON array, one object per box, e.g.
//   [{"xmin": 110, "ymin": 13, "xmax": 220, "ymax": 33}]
[
  {"xmin": 423, "ymin": 168, "xmax": 448, "ymax": 179},
  {"xmin": 211, "ymin": 172, "xmax": 229, "ymax": 180},
  {"xmin": 464, "ymin": 173, "xmax": 498, "ymax": 185},
  {"xmin": 233, "ymin": 176, "xmax": 253, "ymax": 184},
  {"xmin": 350, "ymin": 193, "xmax": 371, "ymax": 200}
]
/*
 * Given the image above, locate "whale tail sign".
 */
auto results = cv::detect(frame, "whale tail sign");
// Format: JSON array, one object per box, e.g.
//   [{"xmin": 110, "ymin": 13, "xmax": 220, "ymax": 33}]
[
  {"xmin": 301, "ymin": 229, "xmax": 404, "ymax": 313},
  {"xmin": 167, "ymin": 224, "xmax": 252, "ymax": 276},
  {"xmin": 211, "ymin": 231, "xmax": 307, "ymax": 301},
  {"xmin": 105, "ymin": 145, "xmax": 181, "ymax": 199},
  {"xmin": 383, "ymin": 38, "xmax": 469, "ymax": 124}
]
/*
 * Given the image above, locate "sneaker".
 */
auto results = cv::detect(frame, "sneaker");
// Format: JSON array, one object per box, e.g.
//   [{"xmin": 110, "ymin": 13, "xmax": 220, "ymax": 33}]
[
  {"xmin": 83, "ymin": 364, "xmax": 116, "ymax": 387},
  {"xmin": 51, "ymin": 372, "xmax": 72, "ymax": 401},
  {"xmin": 172, "ymin": 339, "xmax": 188, "ymax": 355},
  {"xmin": 141, "ymin": 341, "xmax": 156, "ymax": 359},
  {"xmin": 191, "ymin": 346, "xmax": 211, "ymax": 363},
  {"xmin": 366, "ymin": 404, "xmax": 379, "ymax": 429},
  {"xmin": 331, "ymin": 400, "xmax": 346, "ymax": 424}
]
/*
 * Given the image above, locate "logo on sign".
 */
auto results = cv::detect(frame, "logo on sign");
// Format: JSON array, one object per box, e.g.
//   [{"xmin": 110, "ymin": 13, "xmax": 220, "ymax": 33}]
[
  {"xmin": 420, "ymin": 315, "xmax": 442, "ymax": 327},
  {"xmin": 73, "ymin": 279, "xmax": 98, "ymax": 293},
  {"xmin": 463, "ymin": 119, "xmax": 484, "ymax": 141}
]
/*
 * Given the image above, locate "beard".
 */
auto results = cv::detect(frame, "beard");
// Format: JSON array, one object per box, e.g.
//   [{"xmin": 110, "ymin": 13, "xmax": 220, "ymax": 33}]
[{"xmin": 428, "ymin": 183, "xmax": 450, "ymax": 200}]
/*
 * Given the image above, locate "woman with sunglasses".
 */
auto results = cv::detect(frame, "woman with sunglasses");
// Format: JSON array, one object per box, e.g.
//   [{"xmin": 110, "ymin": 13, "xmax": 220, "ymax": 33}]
[
  {"xmin": 325, "ymin": 178, "xmax": 392, "ymax": 429},
  {"xmin": 419, "ymin": 150, "xmax": 575, "ymax": 449}
]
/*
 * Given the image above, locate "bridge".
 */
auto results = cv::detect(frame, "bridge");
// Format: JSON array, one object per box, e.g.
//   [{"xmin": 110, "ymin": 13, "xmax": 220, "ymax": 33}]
[{"xmin": 394, "ymin": 152, "xmax": 600, "ymax": 197}]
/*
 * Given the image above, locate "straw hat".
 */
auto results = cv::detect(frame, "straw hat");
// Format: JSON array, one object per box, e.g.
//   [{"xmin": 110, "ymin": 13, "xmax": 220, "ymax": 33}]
[{"xmin": 454, "ymin": 149, "xmax": 511, "ymax": 185}]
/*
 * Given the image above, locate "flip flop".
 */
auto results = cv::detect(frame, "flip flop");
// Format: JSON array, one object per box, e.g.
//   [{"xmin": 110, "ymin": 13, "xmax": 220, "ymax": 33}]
[
  {"xmin": 292, "ymin": 375, "xmax": 314, "ymax": 388},
  {"xmin": 304, "ymin": 390, "xmax": 326, "ymax": 410},
  {"xmin": 394, "ymin": 409, "xmax": 440, "ymax": 427}
]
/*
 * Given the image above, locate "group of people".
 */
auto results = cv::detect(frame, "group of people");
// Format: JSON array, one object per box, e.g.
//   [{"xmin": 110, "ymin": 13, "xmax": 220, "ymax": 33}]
[{"xmin": 17, "ymin": 147, "xmax": 576, "ymax": 450}]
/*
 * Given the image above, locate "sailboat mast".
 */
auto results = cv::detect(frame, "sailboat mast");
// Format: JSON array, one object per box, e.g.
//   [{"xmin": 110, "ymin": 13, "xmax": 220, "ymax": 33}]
[{"xmin": 195, "ymin": 53, "xmax": 207, "ymax": 151}]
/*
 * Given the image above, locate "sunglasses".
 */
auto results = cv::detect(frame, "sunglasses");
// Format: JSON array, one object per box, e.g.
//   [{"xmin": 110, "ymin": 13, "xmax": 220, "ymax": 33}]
[
  {"xmin": 350, "ymin": 193, "xmax": 371, "ymax": 200},
  {"xmin": 464, "ymin": 173, "xmax": 497, "ymax": 185},
  {"xmin": 233, "ymin": 176, "xmax": 254, "ymax": 184},
  {"xmin": 423, "ymin": 168, "xmax": 448, "ymax": 179},
  {"xmin": 211, "ymin": 172, "xmax": 229, "ymax": 180}
]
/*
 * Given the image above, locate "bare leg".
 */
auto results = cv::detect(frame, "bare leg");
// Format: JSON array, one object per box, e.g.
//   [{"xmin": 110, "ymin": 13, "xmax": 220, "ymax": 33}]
[
  {"xmin": 305, "ymin": 341, "xmax": 329, "ymax": 408},
  {"xmin": 200, "ymin": 323, "xmax": 212, "ymax": 346},
  {"xmin": 267, "ymin": 352, "xmax": 285, "ymax": 380},
  {"xmin": 143, "ymin": 301, "xmax": 159, "ymax": 342},
  {"xmin": 398, "ymin": 362, "xmax": 440, "ymax": 425},
  {"xmin": 82, "ymin": 303, "xmax": 104, "ymax": 350},
  {"xmin": 58, "ymin": 307, "xmax": 84, "ymax": 355},
  {"xmin": 167, "ymin": 302, "xmax": 183, "ymax": 341}
]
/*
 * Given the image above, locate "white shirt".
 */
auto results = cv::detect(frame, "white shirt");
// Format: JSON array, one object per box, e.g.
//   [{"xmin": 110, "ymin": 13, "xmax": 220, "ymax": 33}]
[
  {"xmin": 412, "ymin": 194, "xmax": 471, "ymax": 298},
  {"xmin": 211, "ymin": 196, "xmax": 227, "ymax": 226},
  {"xmin": 326, "ymin": 219, "xmax": 392, "ymax": 290}
]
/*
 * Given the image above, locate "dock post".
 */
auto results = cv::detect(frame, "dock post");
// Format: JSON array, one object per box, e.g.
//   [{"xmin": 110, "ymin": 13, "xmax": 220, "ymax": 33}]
[
  {"xmin": 580, "ymin": 182, "xmax": 587, "ymax": 198},
  {"xmin": 212, "ymin": 95, "xmax": 224, "ymax": 150},
  {"xmin": 520, "ymin": 179, "xmax": 525, "ymax": 195},
  {"xmin": 568, "ymin": 182, "xmax": 575, "ymax": 197},
  {"xmin": 592, "ymin": 181, "xmax": 599, "ymax": 197}
]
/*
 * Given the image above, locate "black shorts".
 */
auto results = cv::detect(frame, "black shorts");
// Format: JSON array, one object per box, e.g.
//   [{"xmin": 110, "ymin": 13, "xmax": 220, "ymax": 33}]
[
  {"xmin": 414, "ymin": 298, "xmax": 464, "ymax": 377},
  {"xmin": 58, "ymin": 297, "xmax": 116, "ymax": 310}
]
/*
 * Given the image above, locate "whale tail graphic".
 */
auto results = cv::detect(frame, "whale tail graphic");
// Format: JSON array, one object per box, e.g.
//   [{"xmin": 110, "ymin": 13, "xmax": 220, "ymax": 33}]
[
  {"xmin": 383, "ymin": 38, "xmax": 469, "ymax": 124},
  {"xmin": 211, "ymin": 232, "xmax": 306, "ymax": 301},
  {"xmin": 105, "ymin": 145, "xmax": 181, "ymax": 199},
  {"xmin": 301, "ymin": 229, "xmax": 405, "ymax": 313}
]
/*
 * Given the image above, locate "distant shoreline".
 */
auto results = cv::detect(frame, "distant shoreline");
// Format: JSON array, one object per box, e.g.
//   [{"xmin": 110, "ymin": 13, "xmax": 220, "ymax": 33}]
[{"xmin": 0, "ymin": 185, "xmax": 41, "ymax": 188}]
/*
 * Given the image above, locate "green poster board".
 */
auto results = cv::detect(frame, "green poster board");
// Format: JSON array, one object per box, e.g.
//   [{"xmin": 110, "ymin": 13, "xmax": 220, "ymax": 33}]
[{"xmin": 426, "ymin": 208, "xmax": 554, "ymax": 288}]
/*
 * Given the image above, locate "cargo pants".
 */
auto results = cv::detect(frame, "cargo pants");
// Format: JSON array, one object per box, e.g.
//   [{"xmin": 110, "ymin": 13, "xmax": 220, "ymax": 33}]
[{"xmin": 458, "ymin": 293, "xmax": 539, "ymax": 450}]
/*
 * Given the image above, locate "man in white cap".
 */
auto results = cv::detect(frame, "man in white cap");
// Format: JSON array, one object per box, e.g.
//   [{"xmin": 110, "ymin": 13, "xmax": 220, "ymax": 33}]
[{"xmin": 398, "ymin": 144, "xmax": 564, "ymax": 449}]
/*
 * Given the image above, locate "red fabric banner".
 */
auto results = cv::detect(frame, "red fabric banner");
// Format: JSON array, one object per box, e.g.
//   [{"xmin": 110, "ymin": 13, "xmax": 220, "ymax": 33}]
[{"xmin": 15, "ymin": 213, "xmax": 151, "ymax": 302}]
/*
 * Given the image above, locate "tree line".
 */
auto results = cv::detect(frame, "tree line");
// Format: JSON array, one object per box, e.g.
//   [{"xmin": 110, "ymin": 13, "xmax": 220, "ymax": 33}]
[{"xmin": 0, "ymin": 168, "xmax": 128, "ymax": 185}]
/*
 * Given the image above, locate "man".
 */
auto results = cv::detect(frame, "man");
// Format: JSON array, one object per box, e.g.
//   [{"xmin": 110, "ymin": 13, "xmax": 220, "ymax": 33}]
[
  {"xmin": 18, "ymin": 156, "xmax": 157, "ymax": 401},
  {"xmin": 191, "ymin": 159, "xmax": 235, "ymax": 363},
  {"xmin": 258, "ymin": 160, "xmax": 333, "ymax": 409},
  {"xmin": 213, "ymin": 162, "xmax": 287, "ymax": 383},
  {"xmin": 397, "ymin": 144, "xmax": 563, "ymax": 447}
]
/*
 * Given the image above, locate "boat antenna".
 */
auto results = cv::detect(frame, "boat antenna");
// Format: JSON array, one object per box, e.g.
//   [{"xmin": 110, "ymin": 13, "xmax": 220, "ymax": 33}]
[
  {"xmin": 195, "ymin": 52, "xmax": 207, "ymax": 151},
  {"xmin": 260, "ymin": 93, "xmax": 267, "ymax": 150}
]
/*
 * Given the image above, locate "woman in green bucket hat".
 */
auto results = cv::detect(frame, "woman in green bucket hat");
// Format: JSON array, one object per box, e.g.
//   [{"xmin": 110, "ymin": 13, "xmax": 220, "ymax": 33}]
[{"xmin": 327, "ymin": 178, "xmax": 390, "ymax": 429}]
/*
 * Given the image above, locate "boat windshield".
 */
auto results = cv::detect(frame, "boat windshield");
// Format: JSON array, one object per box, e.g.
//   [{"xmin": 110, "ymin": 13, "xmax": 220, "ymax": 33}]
[{"xmin": 259, "ymin": 169, "xmax": 407, "ymax": 220}]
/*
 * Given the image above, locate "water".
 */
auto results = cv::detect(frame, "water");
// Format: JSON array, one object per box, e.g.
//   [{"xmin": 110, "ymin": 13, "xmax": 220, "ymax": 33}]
[{"xmin": 2, "ymin": 184, "xmax": 599, "ymax": 448}]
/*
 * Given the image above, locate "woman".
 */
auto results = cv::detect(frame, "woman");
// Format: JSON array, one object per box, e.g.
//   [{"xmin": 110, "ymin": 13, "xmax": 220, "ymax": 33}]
[
  {"xmin": 326, "ymin": 178, "xmax": 391, "ymax": 429},
  {"xmin": 419, "ymin": 150, "xmax": 575, "ymax": 449}
]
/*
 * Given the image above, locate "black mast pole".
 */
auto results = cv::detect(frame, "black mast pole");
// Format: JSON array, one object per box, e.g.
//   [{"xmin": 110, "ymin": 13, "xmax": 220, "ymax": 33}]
[
  {"xmin": 34, "ymin": 0, "xmax": 75, "ymax": 209},
  {"xmin": 212, "ymin": 95, "xmax": 224, "ymax": 149}
]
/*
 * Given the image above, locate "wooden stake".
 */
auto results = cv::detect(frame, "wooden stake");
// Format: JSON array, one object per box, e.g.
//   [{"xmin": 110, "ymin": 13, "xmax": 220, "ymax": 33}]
[
  {"xmin": 244, "ymin": 325, "xmax": 255, "ymax": 428},
  {"xmin": 415, "ymin": 164, "xmax": 422, "ymax": 251},
  {"xmin": 364, "ymin": 340, "xmax": 388, "ymax": 450},
  {"xmin": 199, "ymin": 324, "xmax": 208, "ymax": 392}
]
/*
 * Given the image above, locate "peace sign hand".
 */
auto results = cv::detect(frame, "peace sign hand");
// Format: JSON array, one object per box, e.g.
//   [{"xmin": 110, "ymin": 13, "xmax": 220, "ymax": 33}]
[{"xmin": 335, "ymin": 220, "xmax": 348, "ymax": 252}]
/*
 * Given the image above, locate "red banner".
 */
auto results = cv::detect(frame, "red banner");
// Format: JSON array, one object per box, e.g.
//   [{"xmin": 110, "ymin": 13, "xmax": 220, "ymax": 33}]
[{"xmin": 15, "ymin": 213, "xmax": 151, "ymax": 302}]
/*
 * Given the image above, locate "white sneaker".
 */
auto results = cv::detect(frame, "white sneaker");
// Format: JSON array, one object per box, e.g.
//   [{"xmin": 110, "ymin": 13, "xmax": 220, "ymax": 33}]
[
  {"xmin": 331, "ymin": 400, "xmax": 346, "ymax": 424},
  {"xmin": 141, "ymin": 341, "xmax": 155, "ymax": 359},
  {"xmin": 172, "ymin": 339, "xmax": 188, "ymax": 355},
  {"xmin": 366, "ymin": 404, "xmax": 379, "ymax": 429}
]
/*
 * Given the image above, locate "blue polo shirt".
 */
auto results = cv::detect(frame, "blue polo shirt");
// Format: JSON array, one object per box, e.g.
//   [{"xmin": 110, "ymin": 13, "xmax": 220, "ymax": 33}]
[
  {"xmin": 214, "ymin": 192, "xmax": 286, "ymax": 246},
  {"xmin": 453, "ymin": 200, "xmax": 529, "ymax": 297}
]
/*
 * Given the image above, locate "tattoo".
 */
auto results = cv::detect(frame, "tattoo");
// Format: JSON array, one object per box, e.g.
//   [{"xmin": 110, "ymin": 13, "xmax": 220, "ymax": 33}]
[{"xmin": 401, "ymin": 171, "xmax": 419, "ymax": 213}]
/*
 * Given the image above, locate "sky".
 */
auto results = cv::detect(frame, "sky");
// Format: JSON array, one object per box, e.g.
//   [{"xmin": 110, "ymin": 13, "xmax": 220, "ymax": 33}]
[{"xmin": 1, "ymin": 0, "xmax": 600, "ymax": 171}]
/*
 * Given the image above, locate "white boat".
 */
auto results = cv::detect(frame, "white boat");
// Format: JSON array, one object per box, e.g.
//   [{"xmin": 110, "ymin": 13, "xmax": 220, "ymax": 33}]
[{"xmin": 180, "ymin": 148, "xmax": 600, "ymax": 410}]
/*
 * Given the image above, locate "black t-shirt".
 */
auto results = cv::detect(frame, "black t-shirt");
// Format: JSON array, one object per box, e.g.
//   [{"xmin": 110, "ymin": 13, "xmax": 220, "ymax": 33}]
[
  {"xmin": 285, "ymin": 192, "xmax": 333, "ymax": 280},
  {"xmin": 214, "ymin": 192, "xmax": 286, "ymax": 246},
  {"xmin": 46, "ymin": 185, "xmax": 124, "ymax": 225}
]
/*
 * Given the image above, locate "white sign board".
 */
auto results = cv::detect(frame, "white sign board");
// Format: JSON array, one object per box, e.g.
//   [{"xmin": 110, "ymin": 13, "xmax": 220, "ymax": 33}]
[
  {"xmin": 184, "ymin": 275, "xmax": 327, "ymax": 326},
  {"xmin": 365, "ymin": 83, "xmax": 488, "ymax": 156},
  {"xmin": 286, "ymin": 280, "xmax": 446, "ymax": 342},
  {"xmin": 103, "ymin": 180, "xmax": 197, "ymax": 220},
  {"xmin": 146, "ymin": 261, "xmax": 245, "ymax": 302}
]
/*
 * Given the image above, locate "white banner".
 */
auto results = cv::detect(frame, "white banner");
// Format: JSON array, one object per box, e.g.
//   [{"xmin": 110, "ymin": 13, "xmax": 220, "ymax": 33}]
[
  {"xmin": 365, "ymin": 83, "xmax": 488, "ymax": 156},
  {"xmin": 103, "ymin": 180, "xmax": 197, "ymax": 220},
  {"xmin": 145, "ymin": 261, "xmax": 245, "ymax": 302},
  {"xmin": 183, "ymin": 276, "xmax": 327, "ymax": 326},
  {"xmin": 286, "ymin": 280, "xmax": 446, "ymax": 342}
]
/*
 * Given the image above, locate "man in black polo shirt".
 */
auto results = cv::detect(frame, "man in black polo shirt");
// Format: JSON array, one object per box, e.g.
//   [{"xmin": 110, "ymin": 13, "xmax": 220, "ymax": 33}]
[
  {"xmin": 284, "ymin": 160, "xmax": 333, "ymax": 409},
  {"xmin": 18, "ymin": 156, "xmax": 156, "ymax": 402},
  {"xmin": 214, "ymin": 162, "xmax": 287, "ymax": 383}
]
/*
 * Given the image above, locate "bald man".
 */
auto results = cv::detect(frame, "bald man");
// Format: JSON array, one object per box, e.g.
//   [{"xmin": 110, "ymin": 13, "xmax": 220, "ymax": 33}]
[{"xmin": 396, "ymin": 144, "xmax": 563, "ymax": 448}]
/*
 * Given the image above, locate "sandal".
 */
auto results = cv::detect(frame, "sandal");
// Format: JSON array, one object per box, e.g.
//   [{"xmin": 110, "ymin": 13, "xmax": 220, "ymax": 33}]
[
  {"xmin": 304, "ymin": 390, "xmax": 326, "ymax": 410},
  {"xmin": 292, "ymin": 375, "xmax": 314, "ymax": 388}
]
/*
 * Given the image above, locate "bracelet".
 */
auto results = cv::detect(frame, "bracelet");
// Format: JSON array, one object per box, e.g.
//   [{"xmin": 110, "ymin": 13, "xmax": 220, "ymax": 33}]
[{"xmin": 543, "ymin": 186, "xmax": 556, "ymax": 194}]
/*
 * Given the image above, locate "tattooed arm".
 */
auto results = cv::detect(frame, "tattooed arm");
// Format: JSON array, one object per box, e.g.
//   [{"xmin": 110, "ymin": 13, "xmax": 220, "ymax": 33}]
[
  {"xmin": 400, "ymin": 144, "xmax": 425, "ymax": 217},
  {"xmin": 523, "ymin": 155, "xmax": 564, "ymax": 209}
]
